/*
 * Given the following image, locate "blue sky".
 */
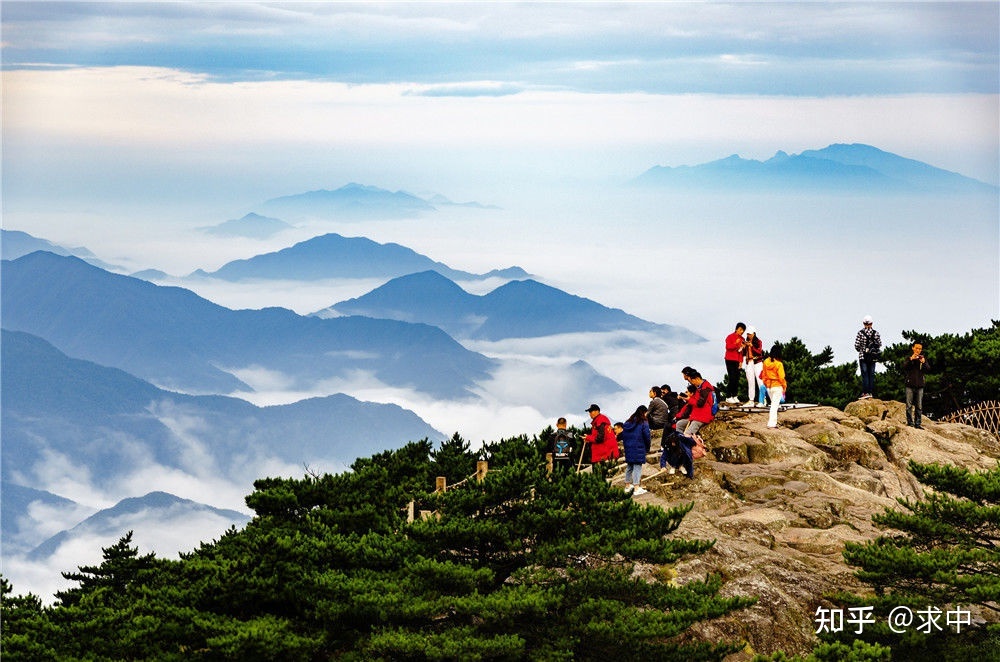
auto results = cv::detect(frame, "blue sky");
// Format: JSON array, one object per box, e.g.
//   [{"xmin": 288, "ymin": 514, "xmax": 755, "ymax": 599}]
[{"xmin": 4, "ymin": 2, "xmax": 998, "ymax": 95}]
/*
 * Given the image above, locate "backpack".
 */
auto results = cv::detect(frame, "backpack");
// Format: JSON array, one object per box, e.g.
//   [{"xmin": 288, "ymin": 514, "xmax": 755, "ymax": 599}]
[
  {"xmin": 711, "ymin": 390, "xmax": 719, "ymax": 415},
  {"xmin": 553, "ymin": 430, "xmax": 572, "ymax": 460}
]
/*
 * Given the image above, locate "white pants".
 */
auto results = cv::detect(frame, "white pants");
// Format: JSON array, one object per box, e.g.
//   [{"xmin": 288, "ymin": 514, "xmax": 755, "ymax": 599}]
[
  {"xmin": 767, "ymin": 385, "xmax": 783, "ymax": 427},
  {"xmin": 745, "ymin": 361, "xmax": 763, "ymax": 402}
]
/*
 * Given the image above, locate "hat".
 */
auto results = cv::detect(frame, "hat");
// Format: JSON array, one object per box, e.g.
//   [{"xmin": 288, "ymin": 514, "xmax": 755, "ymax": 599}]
[
  {"xmin": 863, "ymin": 315, "xmax": 873, "ymax": 324},
  {"xmin": 586, "ymin": 404, "xmax": 601, "ymax": 413},
  {"xmin": 746, "ymin": 326, "xmax": 756, "ymax": 334}
]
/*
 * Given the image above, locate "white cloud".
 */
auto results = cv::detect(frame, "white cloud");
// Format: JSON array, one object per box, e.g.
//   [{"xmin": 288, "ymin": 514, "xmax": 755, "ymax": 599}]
[
  {"xmin": 3, "ymin": 67, "xmax": 996, "ymax": 185},
  {"xmin": 3, "ymin": 509, "xmax": 249, "ymax": 604}
]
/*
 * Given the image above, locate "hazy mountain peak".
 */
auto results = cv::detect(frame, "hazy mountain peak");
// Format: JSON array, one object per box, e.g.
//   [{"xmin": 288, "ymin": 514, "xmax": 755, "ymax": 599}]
[
  {"xmin": 634, "ymin": 143, "xmax": 997, "ymax": 192},
  {"xmin": 200, "ymin": 232, "xmax": 528, "ymax": 282},
  {"xmin": 200, "ymin": 212, "xmax": 293, "ymax": 239},
  {"xmin": 324, "ymin": 272, "xmax": 704, "ymax": 343}
]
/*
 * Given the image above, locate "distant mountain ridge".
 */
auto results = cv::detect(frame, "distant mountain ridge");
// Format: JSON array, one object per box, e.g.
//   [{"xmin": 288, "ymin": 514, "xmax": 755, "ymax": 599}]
[
  {"xmin": 2, "ymin": 252, "xmax": 495, "ymax": 398},
  {"xmin": 195, "ymin": 232, "xmax": 530, "ymax": 282},
  {"xmin": 317, "ymin": 270, "xmax": 705, "ymax": 342},
  {"xmin": 634, "ymin": 143, "xmax": 997, "ymax": 192},
  {"xmin": 1, "ymin": 328, "xmax": 444, "ymax": 490},
  {"xmin": 256, "ymin": 182, "xmax": 498, "ymax": 220},
  {"xmin": 1, "ymin": 229, "xmax": 123, "ymax": 272},
  {"xmin": 199, "ymin": 212, "xmax": 293, "ymax": 239}
]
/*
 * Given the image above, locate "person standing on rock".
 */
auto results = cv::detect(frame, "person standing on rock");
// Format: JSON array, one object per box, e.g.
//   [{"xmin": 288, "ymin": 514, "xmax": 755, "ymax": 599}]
[
  {"xmin": 724, "ymin": 323, "xmax": 747, "ymax": 404},
  {"xmin": 742, "ymin": 326, "xmax": 765, "ymax": 406},
  {"xmin": 621, "ymin": 405, "xmax": 651, "ymax": 494},
  {"xmin": 903, "ymin": 342, "xmax": 930, "ymax": 429},
  {"xmin": 854, "ymin": 315, "xmax": 882, "ymax": 399},
  {"xmin": 760, "ymin": 342, "xmax": 787, "ymax": 429}
]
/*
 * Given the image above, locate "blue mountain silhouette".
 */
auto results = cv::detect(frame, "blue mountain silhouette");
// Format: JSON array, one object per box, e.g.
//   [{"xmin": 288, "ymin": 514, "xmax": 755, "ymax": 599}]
[
  {"xmin": 257, "ymin": 182, "xmax": 436, "ymax": 220},
  {"xmin": 1, "ymin": 229, "xmax": 122, "ymax": 271},
  {"xmin": 197, "ymin": 232, "xmax": 530, "ymax": 282},
  {"xmin": 2, "ymin": 329, "xmax": 444, "ymax": 494},
  {"xmin": 634, "ymin": 143, "xmax": 997, "ymax": 192},
  {"xmin": 2, "ymin": 252, "xmax": 495, "ymax": 398},
  {"xmin": 199, "ymin": 212, "xmax": 293, "ymax": 239},
  {"xmin": 320, "ymin": 271, "xmax": 705, "ymax": 342}
]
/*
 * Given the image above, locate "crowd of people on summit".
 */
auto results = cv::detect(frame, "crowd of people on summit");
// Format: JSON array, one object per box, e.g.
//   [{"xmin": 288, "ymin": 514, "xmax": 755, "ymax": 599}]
[{"xmin": 551, "ymin": 316, "xmax": 930, "ymax": 495}]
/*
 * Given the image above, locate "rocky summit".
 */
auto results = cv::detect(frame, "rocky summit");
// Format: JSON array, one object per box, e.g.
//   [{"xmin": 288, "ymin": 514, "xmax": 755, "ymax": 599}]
[{"xmin": 620, "ymin": 400, "xmax": 1000, "ymax": 659}]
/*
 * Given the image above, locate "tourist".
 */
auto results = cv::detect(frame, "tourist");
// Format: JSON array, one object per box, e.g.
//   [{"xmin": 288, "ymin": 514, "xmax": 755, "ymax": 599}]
[
  {"xmin": 675, "ymin": 369, "xmax": 715, "ymax": 438},
  {"xmin": 621, "ymin": 405, "xmax": 651, "ymax": 494},
  {"xmin": 660, "ymin": 384, "xmax": 680, "ymax": 425},
  {"xmin": 903, "ymin": 342, "xmax": 930, "ymax": 429},
  {"xmin": 760, "ymin": 342, "xmax": 787, "ymax": 429},
  {"xmin": 551, "ymin": 417, "xmax": 575, "ymax": 472},
  {"xmin": 660, "ymin": 429, "xmax": 694, "ymax": 478},
  {"xmin": 647, "ymin": 386, "xmax": 671, "ymax": 447},
  {"xmin": 742, "ymin": 326, "xmax": 765, "ymax": 406},
  {"xmin": 724, "ymin": 323, "xmax": 747, "ymax": 404},
  {"xmin": 854, "ymin": 315, "xmax": 882, "ymax": 399},
  {"xmin": 583, "ymin": 404, "xmax": 620, "ymax": 463}
]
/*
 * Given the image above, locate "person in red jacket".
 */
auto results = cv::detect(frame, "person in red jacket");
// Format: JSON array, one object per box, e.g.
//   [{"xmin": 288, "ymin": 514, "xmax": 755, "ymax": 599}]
[
  {"xmin": 724, "ymin": 322, "xmax": 747, "ymax": 404},
  {"xmin": 675, "ymin": 370, "xmax": 715, "ymax": 438},
  {"xmin": 584, "ymin": 404, "xmax": 620, "ymax": 463}
]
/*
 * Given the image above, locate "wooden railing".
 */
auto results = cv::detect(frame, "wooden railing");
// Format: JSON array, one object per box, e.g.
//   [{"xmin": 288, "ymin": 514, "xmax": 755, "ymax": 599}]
[
  {"xmin": 406, "ymin": 460, "xmax": 490, "ymax": 522},
  {"xmin": 941, "ymin": 400, "xmax": 1000, "ymax": 438},
  {"xmin": 405, "ymin": 454, "xmax": 576, "ymax": 522}
]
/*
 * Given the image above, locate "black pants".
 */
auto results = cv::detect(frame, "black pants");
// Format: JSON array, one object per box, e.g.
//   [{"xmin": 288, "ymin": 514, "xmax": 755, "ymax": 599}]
[{"xmin": 725, "ymin": 359, "xmax": 741, "ymax": 397}]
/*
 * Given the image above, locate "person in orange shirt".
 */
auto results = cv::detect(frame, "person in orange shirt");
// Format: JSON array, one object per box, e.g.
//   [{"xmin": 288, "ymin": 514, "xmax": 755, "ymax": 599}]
[{"xmin": 760, "ymin": 343, "xmax": 787, "ymax": 428}]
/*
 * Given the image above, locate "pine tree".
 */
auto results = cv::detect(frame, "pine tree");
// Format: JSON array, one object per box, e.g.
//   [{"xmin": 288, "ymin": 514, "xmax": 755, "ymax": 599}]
[
  {"xmin": 3, "ymin": 434, "xmax": 755, "ymax": 660},
  {"xmin": 828, "ymin": 461, "xmax": 1000, "ymax": 660}
]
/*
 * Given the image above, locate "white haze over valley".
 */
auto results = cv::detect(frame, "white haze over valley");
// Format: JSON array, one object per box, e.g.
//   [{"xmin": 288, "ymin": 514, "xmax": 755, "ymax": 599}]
[{"xmin": 2, "ymin": 1, "xmax": 998, "ymax": 601}]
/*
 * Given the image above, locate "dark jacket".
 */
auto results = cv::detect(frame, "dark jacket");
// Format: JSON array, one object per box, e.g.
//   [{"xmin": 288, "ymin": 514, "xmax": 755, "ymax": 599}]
[
  {"xmin": 903, "ymin": 355, "xmax": 931, "ymax": 388},
  {"xmin": 661, "ymin": 430, "xmax": 695, "ymax": 477},
  {"xmin": 621, "ymin": 419, "xmax": 651, "ymax": 465},
  {"xmin": 551, "ymin": 428, "xmax": 575, "ymax": 461}
]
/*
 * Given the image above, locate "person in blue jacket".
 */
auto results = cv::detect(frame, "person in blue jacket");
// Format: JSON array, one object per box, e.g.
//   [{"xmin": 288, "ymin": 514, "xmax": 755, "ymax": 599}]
[{"xmin": 621, "ymin": 405, "xmax": 650, "ymax": 495}]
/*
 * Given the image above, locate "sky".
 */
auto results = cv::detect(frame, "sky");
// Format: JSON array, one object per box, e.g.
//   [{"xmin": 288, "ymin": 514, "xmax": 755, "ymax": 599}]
[
  {"xmin": 2, "ymin": 0, "xmax": 999, "ymax": 601},
  {"xmin": 3, "ymin": 2, "xmax": 998, "ymax": 207}
]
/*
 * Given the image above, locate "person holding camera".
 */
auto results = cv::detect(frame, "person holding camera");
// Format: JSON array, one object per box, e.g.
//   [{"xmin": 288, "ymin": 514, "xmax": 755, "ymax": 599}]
[
  {"xmin": 854, "ymin": 315, "xmax": 882, "ymax": 400},
  {"xmin": 903, "ymin": 342, "xmax": 930, "ymax": 429}
]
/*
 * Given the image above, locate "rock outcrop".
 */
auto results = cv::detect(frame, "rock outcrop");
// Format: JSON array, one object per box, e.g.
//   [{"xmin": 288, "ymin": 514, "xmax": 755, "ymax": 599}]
[{"xmin": 623, "ymin": 400, "xmax": 1000, "ymax": 658}]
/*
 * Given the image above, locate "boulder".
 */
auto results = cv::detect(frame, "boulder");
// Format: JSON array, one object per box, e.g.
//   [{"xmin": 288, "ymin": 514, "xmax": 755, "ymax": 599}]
[{"xmin": 632, "ymin": 401, "xmax": 1000, "ymax": 658}]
